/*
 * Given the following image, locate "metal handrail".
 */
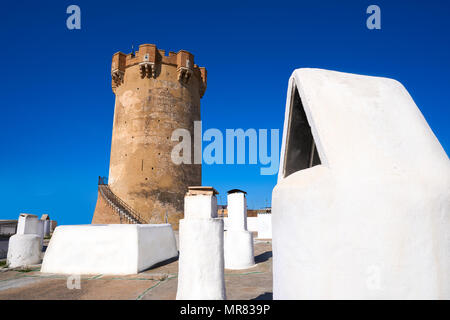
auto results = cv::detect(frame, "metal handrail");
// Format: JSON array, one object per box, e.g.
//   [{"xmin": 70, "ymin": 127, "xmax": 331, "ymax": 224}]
[{"xmin": 98, "ymin": 184, "xmax": 146, "ymax": 224}]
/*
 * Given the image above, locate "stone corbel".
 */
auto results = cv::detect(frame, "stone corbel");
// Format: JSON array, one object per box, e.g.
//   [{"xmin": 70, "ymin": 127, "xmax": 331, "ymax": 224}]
[
  {"xmin": 200, "ymin": 82, "xmax": 207, "ymax": 98},
  {"xmin": 177, "ymin": 67, "xmax": 192, "ymax": 84},
  {"xmin": 139, "ymin": 62, "xmax": 156, "ymax": 78},
  {"xmin": 111, "ymin": 69, "xmax": 124, "ymax": 86}
]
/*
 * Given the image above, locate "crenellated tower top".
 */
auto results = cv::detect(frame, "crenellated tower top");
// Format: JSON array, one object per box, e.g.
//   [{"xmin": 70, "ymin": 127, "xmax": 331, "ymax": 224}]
[{"xmin": 110, "ymin": 43, "xmax": 207, "ymax": 98}]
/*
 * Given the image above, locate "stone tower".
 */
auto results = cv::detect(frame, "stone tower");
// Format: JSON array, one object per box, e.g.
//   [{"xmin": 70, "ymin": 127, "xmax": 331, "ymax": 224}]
[{"xmin": 92, "ymin": 44, "xmax": 206, "ymax": 230}]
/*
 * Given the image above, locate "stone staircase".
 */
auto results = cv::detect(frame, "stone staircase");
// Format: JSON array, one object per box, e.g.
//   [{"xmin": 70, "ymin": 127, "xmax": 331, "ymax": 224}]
[{"xmin": 98, "ymin": 183, "xmax": 146, "ymax": 224}]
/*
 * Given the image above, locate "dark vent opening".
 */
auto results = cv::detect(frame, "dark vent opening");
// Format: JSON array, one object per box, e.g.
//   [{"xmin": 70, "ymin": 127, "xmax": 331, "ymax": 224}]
[{"xmin": 284, "ymin": 86, "xmax": 321, "ymax": 178}]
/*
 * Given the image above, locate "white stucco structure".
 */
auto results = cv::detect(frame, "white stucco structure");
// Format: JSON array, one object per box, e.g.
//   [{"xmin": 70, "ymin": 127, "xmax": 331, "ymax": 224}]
[
  {"xmin": 36, "ymin": 220, "xmax": 44, "ymax": 248},
  {"xmin": 224, "ymin": 190, "xmax": 255, "ymax": 269},
  {"xmin": 176, "ymin": 187, "xmax": 226, "ymax": 300},
  {"xmin": 7, "ymin": 213, "xmax": 43, "ymax": 267},
  {"xmin": 41, "ymin": 214, "xmax": 51, "ymax": 237},
  {"xmin": 223, "ymin": 216, "xmax": 271, "ymax": 239},
  {"xmin": 184, "ymin": 193, "xmax": 218, "ymax": 219},
  {"xmin": 257, "ymin": 213, "xmax": 272, "ymax": 239},
  {"xmin": 43, "ymin": 220, "xmax": 50, "ymax": 237},
  {"xmin": 7, "ymin": 234, "xmax": 42, "ymax": 268},
  {"xmin": 17, "ymin": 214, "xmax": 39, "ymax": 235},
  {"xmin": 272, "ymin": 68, "xmax": 450, "ymax": 299},
  {"xmin": 227, "ymin": 191, "xmax": 248, "ymax": 230},
  {"xmin": 246, "ymin": 217, "xmax": 258, "ymax": 233},
  {"xmin": 41, "ymin": 224, "xmax": 178, "ymax": 275}
]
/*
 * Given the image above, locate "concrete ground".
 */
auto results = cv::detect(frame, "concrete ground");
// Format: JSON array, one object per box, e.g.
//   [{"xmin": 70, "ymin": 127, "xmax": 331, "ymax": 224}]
[{"xmin": 0, "ymin": 239, "xmax": 272, "ymax": 300}]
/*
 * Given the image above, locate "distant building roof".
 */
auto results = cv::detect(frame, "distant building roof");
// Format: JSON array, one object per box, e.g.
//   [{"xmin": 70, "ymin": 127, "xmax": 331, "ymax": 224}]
[{"xmin": 0, "ymin": 220, "xmax": 17, "ymax": 225}]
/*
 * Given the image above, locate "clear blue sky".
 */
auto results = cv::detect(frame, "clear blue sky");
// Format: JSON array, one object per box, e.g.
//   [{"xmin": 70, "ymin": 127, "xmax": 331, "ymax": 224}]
[{"xmin": 0, "ymin": 0, "xmax": 448, "ymax": 225}]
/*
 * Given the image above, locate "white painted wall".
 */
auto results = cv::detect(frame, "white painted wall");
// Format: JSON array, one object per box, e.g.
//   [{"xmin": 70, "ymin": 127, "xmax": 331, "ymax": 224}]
[
  {"xmin": 257, "ymin": 214, "xmax": 272, "ymax": 239},
  {"xmin": 246, "ymin": 217, "xmax": 258, "ymax": 233},
  {"xmin": 272, "ymin": 68, "xmax": 450, "ymax": 299},
  {"xmin": 223, "ymin": 216, "xmax": 269, "ymax": 238},
  {"xmin": 41, "ymin": 224, "xmax": 178, "ymax": 275},
  {"xmin": 137, "ymin": 224, "xmax": 178, "ymax": 272}
]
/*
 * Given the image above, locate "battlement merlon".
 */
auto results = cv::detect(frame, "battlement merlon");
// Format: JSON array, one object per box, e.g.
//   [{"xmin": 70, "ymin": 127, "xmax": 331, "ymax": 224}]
[{"xmin": 111, "ymin": 44, "xmax": 207, "ymax": 97}]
